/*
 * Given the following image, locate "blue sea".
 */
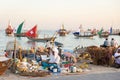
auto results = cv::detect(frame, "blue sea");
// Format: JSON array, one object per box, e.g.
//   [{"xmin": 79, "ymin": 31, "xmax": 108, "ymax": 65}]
[{"xmin": 0, "ymin": 30, "xmax": 120, "ymax": 54}]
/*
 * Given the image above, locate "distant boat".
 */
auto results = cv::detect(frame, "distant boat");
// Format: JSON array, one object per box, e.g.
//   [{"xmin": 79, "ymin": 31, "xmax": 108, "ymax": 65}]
[
  {"xmin": 73, "ymin": 31, "xmax": 94, "ymax": 37},
  {"xmin": 5, "ymin": 22, "xmax": 13, "ymax": 36},
  {"xmin": 90, "ymin": 28, "xmax": 97, "ymax": 36},
  {"xmin": 99, "ymin": 31, "xmax": 109, "ymax": 37},
  {"xmin": 73, "ymin": 25, "xmax": 95, "ymax": 37},
  {"xmin": 98, "ymin": 28, "xmax": 109, "ymax": 38},
  {"xmin": 57, "ymin": 24, "xmax": 70, "ymax": 36},
  {"xmin": 27, "ymin": 37, "xmax": 56, "ymax": 42},
  {"xmin": 25, "ymin": 25, "xmax": 56, "ymax": 42},
  {"xmin": 14, "ymin": 21, "xmax": 26, "ymax": 37},
  {"xmin": 109, "ymin": 27, "xmax": 120, "ymax": 35}
]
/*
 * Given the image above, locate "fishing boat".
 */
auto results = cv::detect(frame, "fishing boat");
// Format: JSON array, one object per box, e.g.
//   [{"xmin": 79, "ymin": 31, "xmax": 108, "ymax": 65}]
[
  {"xmin": 57, "ymin": 24, "xmax": 70, "ymax": 36},
  {"xmin": 0, "ymin": 57, "xmax": 11, "ymax": 75},
  {"xmin": 98, "ymin": 28, "xmax": 109, "ymax": 38},
  {"xmin": 73, "ymin": 24, "xmax": 94, "ymax": 37},
  {"xmin": 14, "ymin": 33, "xmax": 26, "ymax": 37},
  {"xmin": 73, "ymin": 31, "xmax": 94, "ymax": 37},
  {"xmin": 99, "ymin": 31, "xmax": 109, "ymax": 37},
  {"xmin": 109, "ymin": 27, "xmax": 120, "ymax": 35},
  {"xmin": 27, "ymin": 37, "xmax": 56, "ymax": 42},
  {"xmin": 25, "ymin": 25, "xmax": 56, "ymax": 42},
  {"xmin": 5, "ymin": 22, "xmax": 13, "ymax": 36},
  {"xmin": 14, "ymin": 21, "xmax": 26, "ymax": 37}
]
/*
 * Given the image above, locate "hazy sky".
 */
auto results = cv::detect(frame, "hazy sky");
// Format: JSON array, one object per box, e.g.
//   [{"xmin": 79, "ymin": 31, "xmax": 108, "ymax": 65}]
[{"xmin": 0, "ymin": 0, "xmax": 120, "ymax": 30}]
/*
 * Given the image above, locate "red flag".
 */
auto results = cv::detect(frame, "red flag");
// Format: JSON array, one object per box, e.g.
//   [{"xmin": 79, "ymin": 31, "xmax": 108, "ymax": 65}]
[{"xmin": 25, "ymin": 25, "xmax": 37, "ymax": 38}]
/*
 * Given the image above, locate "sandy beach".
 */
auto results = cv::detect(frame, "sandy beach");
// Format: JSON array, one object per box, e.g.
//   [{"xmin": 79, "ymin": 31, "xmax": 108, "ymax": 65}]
[{"xmin": 0, "ymin": 64, "xmax": 120, "ymax": 80}]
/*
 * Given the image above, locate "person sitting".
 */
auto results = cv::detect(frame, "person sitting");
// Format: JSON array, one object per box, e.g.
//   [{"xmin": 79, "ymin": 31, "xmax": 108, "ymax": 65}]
[
  {"xmin": 111, "ymin": 38, "xmax": 118, "ymax": 48},
  {"xmin": 114, "ymin": 48, "xmax": 120, "ymax": 68},
  {"xmin": 101, "ymin": 38, "xmax": 110, "ymax": 47},
  {"xmin": 41, "ymin": 47, "xmax": 61, "ymax": 72}
]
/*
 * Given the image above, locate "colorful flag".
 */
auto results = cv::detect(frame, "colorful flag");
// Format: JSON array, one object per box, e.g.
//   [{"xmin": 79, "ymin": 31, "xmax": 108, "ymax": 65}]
[
  {"xmin": 97, "ymin": 28, "xmax": 103, "ymax": 35},
  {"xmin": 25, "ymin": 25, "xmax": 37, "ymax": 38},
  {"xmin": 16, "ymin": 21, "xmax": 24, "ymax": 34},
  {"xmin": 110, "ymin": 27, "xmax": 112, "ymax": 34}
]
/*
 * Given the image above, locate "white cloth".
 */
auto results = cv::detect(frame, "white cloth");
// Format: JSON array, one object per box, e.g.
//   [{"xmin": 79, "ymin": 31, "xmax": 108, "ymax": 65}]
[
  {"xmin": 52, "ymin": 47, "xmax": 58, "ymax": 54},
  {"xmin": 49, "ymin": 54, "xmax": 60, "ymax": 64},
  {"xmin": 114, "ymin": 48, "xmax": 120, "ymax": 64},
  {"xmin": 46, "ymin": 41, "xmax": 52, "ymax": 48},
  {"xmin": 114, "ymin": 52, "xmax": 120, "ymax": 58},
  {"xmin": 0, "ymin": 57, "xmax": 10, "ymax": 62},
  {"xmin": 49, "ymin": 47, "xmax": 60, "ymax": 64},
  {"xmin": 115, "ymin": 48, "xmax": 120, "ymax": 54}
]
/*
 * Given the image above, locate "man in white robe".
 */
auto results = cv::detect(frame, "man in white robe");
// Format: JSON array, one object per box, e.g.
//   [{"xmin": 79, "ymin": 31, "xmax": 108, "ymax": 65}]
[{"xmin": 41, "ymin": 47, "xmax": 61, "ymax": 72}]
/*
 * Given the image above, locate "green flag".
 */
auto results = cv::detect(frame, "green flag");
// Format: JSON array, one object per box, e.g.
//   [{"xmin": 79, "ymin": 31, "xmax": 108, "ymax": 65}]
[
  {"xmin": 98, "ymin": 28, "xmax": 103, "ymax": 35},
  {"xmin": 16, "ymin": 21, "xmax": 24, "ymax": 34}
]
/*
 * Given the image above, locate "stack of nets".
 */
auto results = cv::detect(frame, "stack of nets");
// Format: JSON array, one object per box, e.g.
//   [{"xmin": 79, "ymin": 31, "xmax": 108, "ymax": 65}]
[{"xmin": 86, "ymin": 46, "xmax": 116, "ymax": 66}]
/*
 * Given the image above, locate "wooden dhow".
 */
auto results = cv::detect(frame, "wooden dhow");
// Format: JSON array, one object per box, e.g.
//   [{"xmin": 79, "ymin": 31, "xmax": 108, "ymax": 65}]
[
  {"xmin": 0, "ymin": 57, "xmax": 11, "ymax": 75},
  {"xmin": 57, "ymin": 24, "xmax": 70, "ymax": 36},
  {"xmin": 25, "ymin": 25, "xmax": 57, "ymax": 42}
]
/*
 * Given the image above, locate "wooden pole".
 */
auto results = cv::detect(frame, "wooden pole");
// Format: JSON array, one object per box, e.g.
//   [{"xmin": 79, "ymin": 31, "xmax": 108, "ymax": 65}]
[
  {"xmin": 19, "ymin": 48, "xmax": 22, "ymax": 61},
  {"xmin": 51, "ymin": 32, "xmax": 57, "ymax": 41},
  {"xmin": 51, "ymin": 32, "xmax": 58, "ymax": 48},
  {"xmin": 14, "ymin": 38, "xmax": 16, "ymax": 59},
  {"xmin": 12, "ymin": 38, "xmax": 17, "ymax": 73}
]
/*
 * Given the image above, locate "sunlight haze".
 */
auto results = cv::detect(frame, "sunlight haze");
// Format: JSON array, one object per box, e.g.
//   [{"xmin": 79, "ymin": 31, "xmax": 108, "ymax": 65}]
[{"xmin": 0, "ymin": 0, "xmax": 120, "ymax": 30}]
